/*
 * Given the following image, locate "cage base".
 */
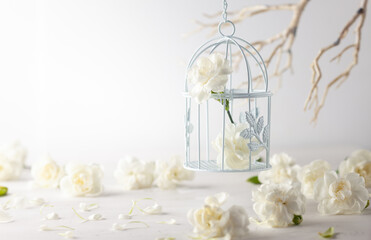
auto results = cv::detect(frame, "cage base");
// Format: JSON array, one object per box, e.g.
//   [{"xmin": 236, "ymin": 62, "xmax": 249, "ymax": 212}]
[{"xmin": 184, "ymin": 160, "xmax": 271, "ymax": 172}]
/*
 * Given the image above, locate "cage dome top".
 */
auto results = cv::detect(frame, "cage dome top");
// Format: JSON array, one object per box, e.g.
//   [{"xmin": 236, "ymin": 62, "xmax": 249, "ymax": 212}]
[{"xmin": 184, "ymin": 2, "xmax": 271, "ymax": 100}]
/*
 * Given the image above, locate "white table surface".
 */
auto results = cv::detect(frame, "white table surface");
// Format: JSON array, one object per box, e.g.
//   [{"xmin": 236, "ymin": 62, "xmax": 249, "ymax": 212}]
[{"xmin": 1, "ymin": 146, "xmax": 370, "ymax": 240}]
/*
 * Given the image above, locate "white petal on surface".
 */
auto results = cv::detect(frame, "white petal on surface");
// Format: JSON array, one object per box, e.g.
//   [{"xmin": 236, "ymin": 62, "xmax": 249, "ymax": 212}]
[
  {"xmin": 141, "ymin": 203, "xmax": 162, "ymax": 215},
  {"xmin": 58, "ymin": 231, "xmax": 74, "ymax": 239},
  {"xmin": 0, "ymin": 210, "xmax": 14, "ymax": 223},
  {"xmin": 204, "ymin": 192, "xmax": 229, "ymax": 207},
  {"xmin": 79, "ymin": 202, "xmax": 99, "ymax": 212},
  {"xmin": 157, "ymin": 218, "xmax": 176, "ymax": 225},
  {"xmin": 88, "ymin": 213, "xmax": 104, "ymax": 221},
  {"xmin": 45, "ymin": 212, "xmax": 60, "ymax": 220},
  {"xmin": 111, "ymin": 221, "xmax": 149, "ymax": 231},
  {"xmin": 118, "ymin": 214, "xmax": 132, "ymax": 220}
]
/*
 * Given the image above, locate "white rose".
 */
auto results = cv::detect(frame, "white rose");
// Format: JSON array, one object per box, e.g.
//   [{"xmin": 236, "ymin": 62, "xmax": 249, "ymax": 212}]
[
  {"xmin": 114, "ymin": 156, "xmax": 154, "ymax": 190},
  {"xmin": 154, "ymin": 156, "xmax": 194, "ymax": 189},
  {"xmin": 258, "ymin": 153, "xmax": 300, "ymax": 184},
  {"xmin": 187, "ymin": 52, "xmax": 232, "ymax": 104},
  {"xmin": 188, "ymin": 192, "xmax": 249, "ymax": 239},
  {"xmin": 313, "ymin": 171, "xmax": 369, "ymax": 215},
  {"xmin": 339, "ymin": 149, "xmax": 371, "ymax": 188},
  {"xmin": 0, "ymin": 140, "xmax": 27, "ymax": 166},
  {"xmin": 0, "ymin": 154, "xmax": 23, "ymax": 181},
  {"xmin": 298, "ymin": 159, "xmax": 331, "ymax": 198},
  {"xmin": 60, "ymin": 163, "xmax": 103, "ymax": 197},
  {"xmin": 0, "ymin": 141, "xmax": 27, "ymax": 181},
  {"xmin": 31, "ymin": 154, "xmax": 64, "ymax": 188},
  {"xmin": 252, "ymin": 182, "xmax": 306, "ymax": 227},
  {"xmin": 213, "ymin": 123, "xmax": 261, "ymax": 170}
]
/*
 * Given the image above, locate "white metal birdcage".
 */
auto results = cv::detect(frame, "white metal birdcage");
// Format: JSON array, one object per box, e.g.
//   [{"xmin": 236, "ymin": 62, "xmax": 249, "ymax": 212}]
[{"xmin": 183, "ymin": 0, "xmax": 272, "ymax": 172}]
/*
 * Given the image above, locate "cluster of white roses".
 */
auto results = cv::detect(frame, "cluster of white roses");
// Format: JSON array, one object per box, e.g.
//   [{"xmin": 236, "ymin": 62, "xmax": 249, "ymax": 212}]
[
  {"xmin": 31, "ymin": 155, "xmax": 194, "ymax": 196},
  {"xmin": 1, "ymin": 140, "xmax": 194, "ymax": 197},
  {"xmin": 0, "ymin": 141, "xmax": 104, "ymax": 197},
  {"xmin": 188, "ymin": 192, "xmax": 249, "ymax": 240},
  {"xmin": 31, "ymin": 155, "xmax": 104, "ymax": 197},
  {"xmin": 114, "ymin": 155, "xmax": 194, "ymax": 190},
  {"xmin": 250, "ymin": 150, "xmax": 370, "ymax": 228}
]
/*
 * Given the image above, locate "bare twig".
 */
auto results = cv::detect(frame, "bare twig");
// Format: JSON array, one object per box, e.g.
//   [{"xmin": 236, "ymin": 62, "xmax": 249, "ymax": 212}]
[
  {"xmin": 190, "ymin": 0, "xmax": 310, "ymax": 92},
  {"xmin": 190, "ymin": 0, "xmax": 368, "ymax": 122},
  {"xmin": 304, "ymin": 0, "xmax": 368, "ymax": 122}
]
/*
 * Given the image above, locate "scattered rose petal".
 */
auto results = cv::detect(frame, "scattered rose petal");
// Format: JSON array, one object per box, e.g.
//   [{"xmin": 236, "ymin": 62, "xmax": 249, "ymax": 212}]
[
  {"xmin": 318, "ymin": 227, "xmax": 335, "ymax": 238},
  {"xmin": 45, "ymin": 212, "xmax": 60, "ymax": 220},
  {"xmin": 72, "ymin": 208, "xmax": 88, "ymax": 222},
  {"xmin": 0, "ymin": 210, "xmax": 14, "ymax": 223},
  {"xmin": 111, "ymin": 221, "xmax": 149, "ymax": 231},
  {"xmin": 58, "ymin": 231, "xmax": 74, "ymax": 239},
  {"xmin": 39, "ymin": 224, "xmax": 52, "ymax": 231},
  {"xmin": 157, "ymin": 218, "xmax": 176, "ymax": 225},
  {"xmin": 2, "ymin": 196, "xmax": 46, "ymax": 210},
  {"xmin": 28, "ymin": 197, "xmax": 46, "ymax": 207},
  {"xmin": 118, "ymin": 214, "xmax": 132, "ymax": 220},
  {"xmin": 129, "ymin": 198, "xmax": 162, "ymax": 215},
  {"xmin": 39, "ymin": 225, "xmax": 74, "ymax": 231},
  {"xmin": 79, "ymin": 202, "xmax": 99, "ymax": 212},
  {"xmin": 141, "ymin": 203, "xmax": 162, "ymax": 215},
  {"xmin": 88, "ymin": 213, "xmax": 104, "ymax": 221},
  {"xmin": 111, "ymin": 223, "xmax": 125, "ymax": 231}
]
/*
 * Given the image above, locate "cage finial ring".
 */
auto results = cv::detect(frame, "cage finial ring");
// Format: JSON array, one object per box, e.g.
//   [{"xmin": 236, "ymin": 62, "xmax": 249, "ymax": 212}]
[{"xmin": 218, "ymin": 20, "xmax": 235, "ymax": 37}]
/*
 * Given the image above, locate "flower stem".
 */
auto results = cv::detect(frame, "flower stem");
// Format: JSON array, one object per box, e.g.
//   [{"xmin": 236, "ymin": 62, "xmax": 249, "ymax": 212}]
[
  {"xmin": 212, "ymin": 91, "xmax": 235, "ymax": 124},
  {"xmin": 226, "ymin": 109, "xmax": 234, "ymax": 124}
]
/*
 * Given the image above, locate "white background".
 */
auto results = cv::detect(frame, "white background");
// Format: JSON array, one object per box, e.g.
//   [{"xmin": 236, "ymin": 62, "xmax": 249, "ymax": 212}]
[{"xmin": 0, "ymin": 0, "xmax": 370, "ymax": 165}]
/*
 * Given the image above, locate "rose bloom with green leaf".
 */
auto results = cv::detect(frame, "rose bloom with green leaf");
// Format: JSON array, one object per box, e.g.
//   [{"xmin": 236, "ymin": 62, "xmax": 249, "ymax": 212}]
[
  {"xmin": 188, "ymin": 192, "xmax": 249, "ymax": 239},
  {"xmin": 213, "ymin": 123, "xmax": 262, "ymax": 170},
  {"xmin": 313, "ymin": 171, "xmax": 369, "ymax": 215},
  {"xmin": 298, "ymin": 159, "xmax": 331, "ymax": 199},
  {"xmin": 154, "ymin": 156, "xmax": 194, "ymax": 190},
  {"xmin": 339, "ymin": 149, "xmax": 371, "ymax": 188},
  {"xmin": 114, "ymin": 156, "xmax": 154, "ymax": 190},
  {"xmin": 252, "ymin": 182, "xmax": 306, "ymax": 227},
  {"xmin": 258, "ymin": 153, "xmax": 300, "ymax": 185},
  {"xmin": 187, "ymin": 52, "xmax": 232, "ymax": 104},
  {"xmin": 31, "ymin": 154, "xmax": 64, "ymax": 189},
  {"xmin": 60, "ymin": 163, "xmax": 104, "ymax": 197}
]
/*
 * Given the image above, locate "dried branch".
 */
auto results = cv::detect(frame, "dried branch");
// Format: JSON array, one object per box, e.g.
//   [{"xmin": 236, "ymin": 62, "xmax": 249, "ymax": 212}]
[
  {"xmin": 190, "ymin": 0, "xmax": 368, "ymax": 122},
  {"xmin": 304, "ymin": 0, "xmax": 368, "ymax": 123},
  {"xmin": 190, "ymin": 0, "xmax": 310, "ymax": 91}
]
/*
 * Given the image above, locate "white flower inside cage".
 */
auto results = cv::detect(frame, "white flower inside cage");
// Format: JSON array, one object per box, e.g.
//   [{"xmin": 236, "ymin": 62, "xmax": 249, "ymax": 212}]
[{"xmin": 184, "ymin": 19, "xmax": 272, "ymax": 172}]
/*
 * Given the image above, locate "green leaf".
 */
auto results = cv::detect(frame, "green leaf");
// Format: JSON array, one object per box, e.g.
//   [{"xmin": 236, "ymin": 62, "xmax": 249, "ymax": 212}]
[
  {"xmin": 292, "ymin": 215, "xmax": 303, "ymax": 225},
  {"xmin": 246, "ymin": 176, "xmax": 261, "ymax": 185},
  {"xmin": 318, "ymin": 227, "xmax": 335, "ymax": 238},
  {"xmin": 335, "ymin": 169, "xmax": 339, "ymax": 174},
  {"xmin": 0, "ymin": 186, "xmax": 8, "ymax": 197},
  {"xmin": 256, "ymin": 157, "xmax": 263, "ymax": 162},
  {"xmin": 365, "ymin": 200, "xmax": 369, "ymax": 209}
]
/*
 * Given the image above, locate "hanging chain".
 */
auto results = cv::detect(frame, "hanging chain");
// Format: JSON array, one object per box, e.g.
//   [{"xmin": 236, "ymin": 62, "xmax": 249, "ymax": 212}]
[{"xmin": 222, "ymin": 0, "xmax": 228, "ymax": 22}]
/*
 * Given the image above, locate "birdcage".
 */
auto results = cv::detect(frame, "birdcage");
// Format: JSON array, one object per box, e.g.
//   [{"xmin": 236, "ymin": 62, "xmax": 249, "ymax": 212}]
[{"xmin": 183, "ymin": 0, "xmax": 272, "ymax": 172}]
